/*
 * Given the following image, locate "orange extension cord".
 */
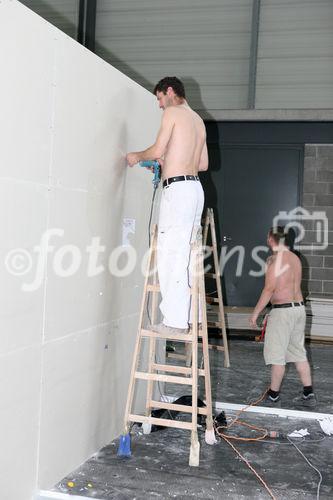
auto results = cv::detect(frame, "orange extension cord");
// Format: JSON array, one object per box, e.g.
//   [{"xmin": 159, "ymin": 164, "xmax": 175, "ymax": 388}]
[{"xmin": 214, "ymin": 388, "xmax": 278, "ymax": 500}]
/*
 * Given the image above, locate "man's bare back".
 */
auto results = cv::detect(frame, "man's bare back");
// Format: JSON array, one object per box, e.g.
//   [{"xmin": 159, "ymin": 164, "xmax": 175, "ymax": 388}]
[
  {"xmin": 161, "ymin": 103, "xmax": 207, "ymax": 178},
  {"xmin": 269, "ymin": 250, "xmax": 303, "ymax": 304},
  {"xmin": 250, "ymin": 229, "xmax": 304, "ymax": 328}
]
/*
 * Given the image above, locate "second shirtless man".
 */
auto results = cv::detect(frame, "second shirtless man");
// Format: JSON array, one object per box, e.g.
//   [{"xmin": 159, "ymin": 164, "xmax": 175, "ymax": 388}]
[
  {"xmin": 250, "ymin": 226, "xmax": 316, "ymax": 407},
  {"xmin": 126, "ymin": 76, "xmax": 208, "ymax": 333}
]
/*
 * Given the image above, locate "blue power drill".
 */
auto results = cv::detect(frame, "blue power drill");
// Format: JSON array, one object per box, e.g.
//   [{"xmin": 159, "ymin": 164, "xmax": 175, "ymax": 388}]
[{"xmin": 139, "ymin": 160, "xmax": 161, "ymax": 189}]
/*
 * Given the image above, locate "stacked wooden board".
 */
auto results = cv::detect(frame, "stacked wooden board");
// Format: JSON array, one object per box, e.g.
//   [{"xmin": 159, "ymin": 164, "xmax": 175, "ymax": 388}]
[
  {"xmin": 306, "ymin": 295, "xmax": 333, "ymax": 340},
  {"xmin": 208, "ymin": 295, "xmax": 333, "ymax": 341}
]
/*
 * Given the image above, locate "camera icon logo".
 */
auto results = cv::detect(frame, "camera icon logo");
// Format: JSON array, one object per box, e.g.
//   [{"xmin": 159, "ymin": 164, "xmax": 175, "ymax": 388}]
[{"xmin": 272, "ymin": 206, "xmax": 328, "ymax": 251}]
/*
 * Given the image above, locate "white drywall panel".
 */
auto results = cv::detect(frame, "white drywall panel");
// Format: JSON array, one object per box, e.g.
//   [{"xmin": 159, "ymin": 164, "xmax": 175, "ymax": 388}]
[
  {"xmin": 0, "ymin": 345, "xmax": 41, "ymax": 500},
  {"xmin": 38, "ymin": 314, "xmax": 148, "ymax": 488},
  {"xmin": 0, "ymin": 0, "xmax": 162, "ymax": 497},
  {"xmin": 0, "ymin": 0, "xmax": 55, "ymax": 184},
  {"xmin": 44, "ymin": 32, "xmax": 161, "ymax": 336},
  {"xmin": 38, "ymin": 26, "xmax": 161, "ymax": 486},
  {"xmin": 43, "ymin": 187, "xmax": 113, "ymax": 340},
  {"xmin": 0, "ymin": 178, "xmax": 48, "ymax": 355},
  {"xmin": 37, "ymin": 322, "xmax": 113, "ymax": 487}
]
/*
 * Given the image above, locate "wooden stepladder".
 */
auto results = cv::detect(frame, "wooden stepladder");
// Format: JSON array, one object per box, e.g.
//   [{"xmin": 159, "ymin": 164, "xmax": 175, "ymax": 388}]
[
  {"xmin": 203, "ymin": 208, "xmax": 230, "ymax": 368},
  {"xmin": 121, "ymin": 224, "xmax": 216, "ymax": 467}
]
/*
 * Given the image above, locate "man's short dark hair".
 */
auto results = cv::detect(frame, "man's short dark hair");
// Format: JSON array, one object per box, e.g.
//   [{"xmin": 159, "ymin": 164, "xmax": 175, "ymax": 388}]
[
  {"xmin": 153, "ymin": 77, "xmax": 186, "ymax": 98},
  {"xmin": 269, "ymin": 226, "xmax": 286, "ymax": 244}
]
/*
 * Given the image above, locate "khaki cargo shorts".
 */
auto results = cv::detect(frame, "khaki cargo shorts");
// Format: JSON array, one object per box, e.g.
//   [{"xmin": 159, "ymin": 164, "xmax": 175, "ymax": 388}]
[{"xmin": 264, "ymin": 305, "xmax": 307, "ymax": 365}]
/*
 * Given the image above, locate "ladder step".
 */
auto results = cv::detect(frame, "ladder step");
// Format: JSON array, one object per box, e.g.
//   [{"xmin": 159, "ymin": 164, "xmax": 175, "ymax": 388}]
[
  {"xmin": 141, "ymin": 328, "xmax": 191, "ymax": 342},
  {"xmin": 166, "ymin": 353, "xmax": 187, "ymax": 360},
  {"xmin": 149, "ymin": 400, "xmax": 208, "ymax": 416},
  {"xmin": 128, "ymin": 414, "xmax": 192, "ymax": 430},
  {"xmin": 152, "ymin": 363, "xmax": 206, "ymax": 377},
  {"xmin": 152, "ymin": 363, "xmax": 191, "ymax": 375},
  {"xmin": 135, "ymin": 371, "xmax": 193, "ymax": 385}
]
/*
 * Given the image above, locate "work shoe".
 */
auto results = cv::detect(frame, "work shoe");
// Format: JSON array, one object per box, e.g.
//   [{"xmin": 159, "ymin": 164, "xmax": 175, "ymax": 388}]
[
  {"xmin": 260, "ymin": 394, "xmax": 282, "ymax": 408},
  {"xmin": 293, "ymin": 393, "xmax": 317, "ymax": 408},
  {"xmin": 150, "ymin": 323, "xmax": 189, "ymax": 335}
]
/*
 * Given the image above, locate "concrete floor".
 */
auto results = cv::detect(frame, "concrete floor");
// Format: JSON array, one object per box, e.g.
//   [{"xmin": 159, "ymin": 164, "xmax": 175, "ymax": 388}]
[
  {"xmin": 165, "ymin": 336, "xmax": 333, "ymax": 414},
  {"xmin": 52, "ymin": 338, "xmax": 333, "ymax": 499},
  {"xmin": 54, "ymin": 415, "xmax": 332, "ymax": 499},
  {"xmin": 207, "ymin": 336, "xmax": 332, "ymax": 414}
]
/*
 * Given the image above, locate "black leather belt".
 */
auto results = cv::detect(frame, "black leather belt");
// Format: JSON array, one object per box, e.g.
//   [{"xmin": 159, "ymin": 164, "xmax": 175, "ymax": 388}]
[
  {"xmin": 163, "ymin": 175, "xmax": 199, "ymax": 188},
  {"xmin": 272, "ymin": 301, "xmax": 304, "ymax": 308}
]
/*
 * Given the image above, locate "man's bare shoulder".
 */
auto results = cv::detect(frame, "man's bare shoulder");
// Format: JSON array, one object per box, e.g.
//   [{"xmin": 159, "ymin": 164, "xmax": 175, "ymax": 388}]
[
  {"xmin": 166, "ymin": 105, "xmax": 201, "ymax": 119},
  {"xmin": 164, "ymin": 106, "xmax": 205, "ymax": 133},
  {"xmin": 162, "ymin": 107, "xmax": 177, "ymax": 119},
  {"xmin": 288, "ymin": 250, "xmax": 303, "ymax": 268}
]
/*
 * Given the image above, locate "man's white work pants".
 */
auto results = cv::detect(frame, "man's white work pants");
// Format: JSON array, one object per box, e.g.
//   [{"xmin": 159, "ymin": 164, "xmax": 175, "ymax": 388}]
[{"xmin": 157, "ymin": 179, "xmax": 204, "ymax": 329}]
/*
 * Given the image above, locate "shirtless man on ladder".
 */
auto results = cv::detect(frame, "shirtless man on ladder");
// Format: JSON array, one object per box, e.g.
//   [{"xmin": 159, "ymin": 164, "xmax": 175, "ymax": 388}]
[{"xmin": 127, "ymin": 76, "xmax": 209, "ymax": 333}]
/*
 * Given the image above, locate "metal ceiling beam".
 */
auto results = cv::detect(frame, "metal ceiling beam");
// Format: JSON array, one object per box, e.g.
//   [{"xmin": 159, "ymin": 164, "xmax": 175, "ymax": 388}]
[
  {"xmin": 77, "ymin": 0, "xmax": 97, "ymax": 52},
  {"xmin": 248, "ymin": 0, "xmax": 261, "ymax": 109}
]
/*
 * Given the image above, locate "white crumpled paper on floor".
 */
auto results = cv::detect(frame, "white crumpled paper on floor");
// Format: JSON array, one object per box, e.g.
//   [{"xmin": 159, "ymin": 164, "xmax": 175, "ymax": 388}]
[
  {"xmin": 318, "ymin": 416, "xmax": 333, "ymax": 436},
  {"xmin": 288, "ymin": 428, "xmax": 310, "ymax": 438}
]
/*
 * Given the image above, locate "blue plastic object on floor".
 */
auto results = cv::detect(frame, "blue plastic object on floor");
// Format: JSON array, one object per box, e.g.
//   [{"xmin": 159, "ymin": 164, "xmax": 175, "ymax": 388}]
[{"xmin": 117, "ymin": 433, "xmax": 131, "ymax": 457}]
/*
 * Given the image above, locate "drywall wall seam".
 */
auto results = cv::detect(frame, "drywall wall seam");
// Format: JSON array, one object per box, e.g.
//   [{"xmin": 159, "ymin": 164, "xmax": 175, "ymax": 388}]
[
  {"xmin": 35, "ymin": 30, "xmax": 58, "ymax": 491},
  {"xmin": 42, "ymin": 321, "xmax": 111, "ymax": 345},
  {"xmin": 35, "ymin": 312, "xmax": 142, "ymax": 348},
  {"xmin": 0, "ymin": 177, "xmax": 49, "ymax": 189},
  {"xmin": 0, "ymin": 342, "xmax": 43, "ymax": 360},
  {"xmin": 50, "ymin": 186, "xmax": 89, "ymax": 193}
]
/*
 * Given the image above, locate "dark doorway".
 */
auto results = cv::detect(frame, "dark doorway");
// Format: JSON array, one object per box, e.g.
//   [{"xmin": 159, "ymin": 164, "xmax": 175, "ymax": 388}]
[
  {"xmin": 219, "ymin": 145, "xmax": 302, "ymax": 306},
  {"xmin": 201, "ymin": 121, "xmax": 333, "ymax": 307}
]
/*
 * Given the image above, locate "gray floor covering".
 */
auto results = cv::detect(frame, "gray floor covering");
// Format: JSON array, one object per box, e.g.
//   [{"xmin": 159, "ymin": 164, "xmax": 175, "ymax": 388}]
[
  {"xmin": 53, "ymin": 338, "xmax": 333, "ymax": 499},
  {"xmin": 171, "ymin": 336, "xmax": 333, "ymax": 414}
]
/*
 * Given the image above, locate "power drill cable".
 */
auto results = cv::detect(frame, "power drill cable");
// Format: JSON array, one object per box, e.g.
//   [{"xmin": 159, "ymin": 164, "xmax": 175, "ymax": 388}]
[{"xmin": 148, "ymin": 184, "xmax": 158, "ymax": 248}]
